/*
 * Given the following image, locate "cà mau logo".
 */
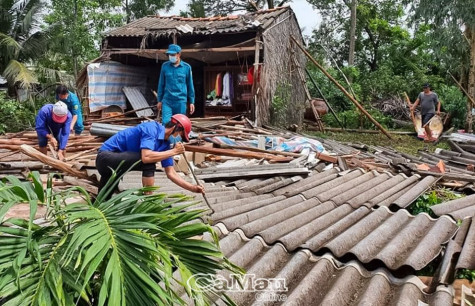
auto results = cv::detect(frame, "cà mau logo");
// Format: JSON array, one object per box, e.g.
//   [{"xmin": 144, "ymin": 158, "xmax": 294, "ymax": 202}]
[{"xmin": 187, "ymin": 273, "xmax": 288, "ymax": 293}]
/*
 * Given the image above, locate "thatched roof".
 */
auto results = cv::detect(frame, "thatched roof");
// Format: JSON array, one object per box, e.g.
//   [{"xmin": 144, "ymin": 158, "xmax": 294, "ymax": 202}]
[{"xmin": 105, "ymin": 6, "xmax": 291, "ymax": 38}]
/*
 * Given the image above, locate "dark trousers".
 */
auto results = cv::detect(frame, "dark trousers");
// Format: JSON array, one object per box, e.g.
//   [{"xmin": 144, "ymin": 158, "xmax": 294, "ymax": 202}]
[{"xmin": 95, "ymin": 150, "xmax": 156, "ymax": 193}]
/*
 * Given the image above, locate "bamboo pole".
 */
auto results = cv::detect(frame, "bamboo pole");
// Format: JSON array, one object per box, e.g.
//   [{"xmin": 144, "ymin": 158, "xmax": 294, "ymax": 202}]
[
  {"xmin": 290, "ymin": 35, "xmax": 392, "ymax": 139},
  {"xmin": 305, "ymin": 68, "xmax": 344, "ymax": 129},
  {"xmin": 448, "ymin": 72, "xmax": 475, "ymax": 107},
  {"xmin": 181, "ymin": 153, "xmax": 214, "ymax": 214}
]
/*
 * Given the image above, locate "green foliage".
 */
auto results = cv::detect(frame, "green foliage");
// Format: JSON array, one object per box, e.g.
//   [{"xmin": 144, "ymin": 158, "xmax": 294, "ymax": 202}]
[
  {"xmin": 408, "ymin": 189, "xmax": 462, "ymax": 216},
  {"xmin": 180, "ymin": 0, "xmax": 206, "ymax": 17},
  {"xmin": 191, "ymin": 0, "xmax": 290, "ymax": 16},
  {"xmin": 306, "ymin": 65, "xmax": 354, "ymax": 112},
  {"xmin": 271, "ymin": 82, "xmax": 292, "ymax": 126},
  {"xmin": 0, "ymin": 0, "xmax": 53, "ymax": 88},
  {"xmin": 437, "ymin": 84, "xmax": 467, "ymax": 129},
  {"xmin": 306, "ymin": 0, "xmax": 472, "ymax": 131},
  {"xmin": 0, "ymin": 92, "xmax": 37, "ymax": 134},
  {"xmin": 456, "ymin": 269, "xmax": 475, "ymax": 282},
  {"xmin": 0, "ymin": 170, "xmax": 243, "ymax": 305},
  {"xmin": 44, "ymin": 0, "xmax": 124, "ymax": 76},
  {"xmin": 322, "ymin": 108, "xmax": 394, "ymax": 129}
]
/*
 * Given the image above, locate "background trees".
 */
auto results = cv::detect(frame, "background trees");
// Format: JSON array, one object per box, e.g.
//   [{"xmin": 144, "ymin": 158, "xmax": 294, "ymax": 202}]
[{"xmin": 0, "ymin": 0, "xmax": 474, "ymax": 130}]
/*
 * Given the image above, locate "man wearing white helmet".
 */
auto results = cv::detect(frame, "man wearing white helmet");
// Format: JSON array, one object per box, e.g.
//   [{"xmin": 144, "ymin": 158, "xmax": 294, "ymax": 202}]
[{"xmin": 35, "ymin": 101, "xmax": 72, "ymax": 161}]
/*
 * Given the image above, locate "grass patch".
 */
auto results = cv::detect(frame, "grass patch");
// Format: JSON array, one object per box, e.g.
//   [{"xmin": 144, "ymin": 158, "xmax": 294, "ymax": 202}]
[{"xmin": 307, "ymin": 131, "xmax": 450, "ymax": 156}]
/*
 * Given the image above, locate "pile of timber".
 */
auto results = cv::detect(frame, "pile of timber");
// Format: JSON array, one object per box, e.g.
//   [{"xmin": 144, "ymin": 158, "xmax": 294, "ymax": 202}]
[
  {"xmin": 4, "ymin": 117, "xmax": 471, "ymax": 194},
  {"xmin": 0, "ymin": 130, "xmax": 103, "ymax": 194}
]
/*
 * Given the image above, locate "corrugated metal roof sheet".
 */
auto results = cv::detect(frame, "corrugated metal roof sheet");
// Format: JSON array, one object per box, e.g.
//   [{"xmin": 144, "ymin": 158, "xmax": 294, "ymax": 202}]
[
  {"xmin": 197, "ymin": 232, "xmax": 454, "ymax": 305},
  {"xmin": 122, "ymin": 87, "xmax": 155, "ymax": 117},
  {"xmin": 456, "ymin": 217, "xmax": 475, "ymax": 270},
  {"xmin": 431, "ymin": 194, "xmax": 475, "ymax": 220},
  {"xmin": 105, "ymin": 7, "xmax": 290, "ymax": 38},
  {"xmin": 108, "ymin": 144, "xmax": 473, "ymax": 301}
]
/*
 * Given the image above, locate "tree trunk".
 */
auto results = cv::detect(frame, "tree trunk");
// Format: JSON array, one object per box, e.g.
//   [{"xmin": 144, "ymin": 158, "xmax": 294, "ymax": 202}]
[
  {"xmin": 267, "ymin": 0, "xmax": 274, "ymax": 9},
  {"xmin": 467, "ymin": 26, "xmax": 475, "ymax": 133},
  {"xmin": 125, "ymin": 0, "xmax": 130, "ymax": 23},
  {"xmin": 348, "ymin": 0, "xmax": 357, "ymax": 68}
]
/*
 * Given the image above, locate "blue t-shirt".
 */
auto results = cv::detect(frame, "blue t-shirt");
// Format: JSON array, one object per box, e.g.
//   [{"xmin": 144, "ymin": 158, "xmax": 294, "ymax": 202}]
[
  {"xmin": 100, "ymin": 121, "xmax": 173, "ymax": 168},
  {"xmin": 35, "ymin": 104, "xmax": 72, "ymax": 150},
  {"xmin": 56, "ymin": 91, "xmax": 82, "ymax": 116}
]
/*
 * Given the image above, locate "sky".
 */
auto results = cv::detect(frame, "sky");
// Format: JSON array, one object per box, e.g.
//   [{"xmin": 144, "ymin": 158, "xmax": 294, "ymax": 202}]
[{"xmin": 158, "ymin": 0, "xmax": 321, "ymax": 38}]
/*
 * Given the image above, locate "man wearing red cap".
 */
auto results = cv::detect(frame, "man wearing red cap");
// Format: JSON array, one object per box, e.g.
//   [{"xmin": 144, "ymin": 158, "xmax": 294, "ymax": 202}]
[
  {"xmin": 96, "ymin": 114, "xmax": 204, "ymax": 197},
  {"xmin": 35, "ymin": 101, "xmax": 72, "ymax": 161}
]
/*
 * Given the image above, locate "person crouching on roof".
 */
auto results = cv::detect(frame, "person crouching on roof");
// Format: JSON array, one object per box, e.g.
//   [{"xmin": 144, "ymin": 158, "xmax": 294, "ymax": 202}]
[
  {"xmin": 35, "ymin": 101, "xmax": 72, "ymax": 161},
  {"xmin": 95, "ymin": 114, "xmax": 204, "ymax": 196}
]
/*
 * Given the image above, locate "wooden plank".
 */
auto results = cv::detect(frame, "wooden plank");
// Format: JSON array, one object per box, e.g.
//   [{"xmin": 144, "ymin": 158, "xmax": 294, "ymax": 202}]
[
  {"xmin": 214, "ymin": 143, "xmax": 302, "ymax": 157},
  {"xmin": 20, "ymin": 144, "xmax": 95, "ymax": 182},
  {"xmin": 105, "ymin": 46, "xmax": 256, "ymax": 54},
  {"xmin": 0, "ymin": 150, "xmax": 19, "ymax": 160},
  {"xmin": 184, "ymin": 144, "xmax": 293, "ymax": 162},
  {"xmin": 65, "ymin": 148, "xmax": 98, "ymax": 162},
  {"xmin": 0, "ymin": 161, "xmax": 44, "ymax": 170},
  {"xmin": 63, "ymin": 176, "xmax": 98, "ymax": 195},
  {"xmin": 316, "ymin": 152, "xmax": 338, "ymax": 163}
]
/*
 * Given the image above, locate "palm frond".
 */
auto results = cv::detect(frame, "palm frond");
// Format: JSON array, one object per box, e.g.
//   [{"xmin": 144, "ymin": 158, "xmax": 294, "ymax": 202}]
[
  {"xmin": 20, "ymin": 2, "xmax": 42, "ymax": 35},
  {"xmin": 0, "ymin": 170, "xmax": 244, "ymax": 305},
  {"xmin": 3, "ymin": 59, "xmax": 37, "ymax": 87},
  {"xmin": 0, "ymin": 33, "xmax": 21, "ymax": 59}
]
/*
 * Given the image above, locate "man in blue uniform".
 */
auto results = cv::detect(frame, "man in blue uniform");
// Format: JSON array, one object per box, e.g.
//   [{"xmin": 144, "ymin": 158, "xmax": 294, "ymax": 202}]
[
  {"xmin": 156, "ymin": 44, "xmax": 195, "ymax": 124},
  {"xmin": 56, "ymin": 85, "xmax": 84, "ymax": 135},
  {"xmin": 96, "ymin": 114, "xmax": 204, "ymax": 197},
  {"xmin": 35, "ymin": 101, "xmax": 72, "ymax": 161}
]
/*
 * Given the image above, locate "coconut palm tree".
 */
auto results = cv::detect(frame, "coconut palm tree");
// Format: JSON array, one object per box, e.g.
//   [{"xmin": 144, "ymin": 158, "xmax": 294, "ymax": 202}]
[
  {"xmin": 0, "ymin": 170, "xmax": 242, "ymax": 305},
  {"xmin": 0, "ymin": 0, "xmax": 55, "ymax": 89}
]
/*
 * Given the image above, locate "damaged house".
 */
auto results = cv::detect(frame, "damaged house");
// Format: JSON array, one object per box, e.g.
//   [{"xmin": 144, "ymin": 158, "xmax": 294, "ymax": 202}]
[{"xmin": 77, "ymin": 6, "xmax": 307, "ymax": 126}]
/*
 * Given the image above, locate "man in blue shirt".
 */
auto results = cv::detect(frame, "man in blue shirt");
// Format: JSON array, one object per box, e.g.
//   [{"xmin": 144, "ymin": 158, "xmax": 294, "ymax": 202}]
[
  {"xmin": 157, "ymin": 44, "xmax": 195, "ymax": 124},
  {"xmin": 35, "ymin": 101, "xmax": 72, "ymax": 161},
  {"xmin": 96, "ymin": 114, "xmax": 204, "ymax": 197},
  {"xmin": 56, "ymin": 85, "xmax": 84, "ymax": 135}
]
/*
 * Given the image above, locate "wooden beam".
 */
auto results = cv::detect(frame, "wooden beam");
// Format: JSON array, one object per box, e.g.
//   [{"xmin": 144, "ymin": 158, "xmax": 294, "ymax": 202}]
[
  {"xmin": 20, "ymin": 144, "xmax": 95, "ymax": 182},
  {"xmin": 214, "ymin": 143, "xmax": 302, "ymax": 157},
  {"xmin": 184, "ymin": 144, "xmax": 293, "ymax": 162},
  {"xmin": 320, "ymin": 127, "xmax": 414, "ymax": 135},
  {"xmin": 63, "ymin": 176, "xmax": 98, "ymax": 195},
  {"xmin": 65, "ymin": 148, "xmax": 98, "ymax": 162},
  {"xmin": 105, "ymin": 46, "xmax": 256, "ymax": 54},
  {"xmin": 290, "ymin": 35, "xmax": 392, "ymax": 139}
]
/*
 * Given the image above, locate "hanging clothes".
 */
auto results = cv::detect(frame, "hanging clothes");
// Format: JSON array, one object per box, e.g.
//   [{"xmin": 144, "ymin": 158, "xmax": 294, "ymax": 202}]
[
  {"xmin": 215, "ymin": 72, "xmax": 223, "ymax": 97},
  {"xmin": 222, "ymin": 72, "xmax": 231, "ymax": 99}
]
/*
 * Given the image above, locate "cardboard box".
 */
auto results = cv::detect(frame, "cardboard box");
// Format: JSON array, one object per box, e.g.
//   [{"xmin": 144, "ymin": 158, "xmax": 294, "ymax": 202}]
[{"xmin": 173, "ymin": 152, "xmax": 193, "ymax": 174}]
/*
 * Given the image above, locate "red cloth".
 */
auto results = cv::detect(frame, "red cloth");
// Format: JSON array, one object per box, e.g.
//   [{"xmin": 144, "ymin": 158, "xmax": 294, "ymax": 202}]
[
  {"xmin": 215, "ymin": 73, "xmax": 223, "ymax": 96},
  {"xmin": 247, "ymin": 66, "xmax": 261, "ymax": 84}
]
